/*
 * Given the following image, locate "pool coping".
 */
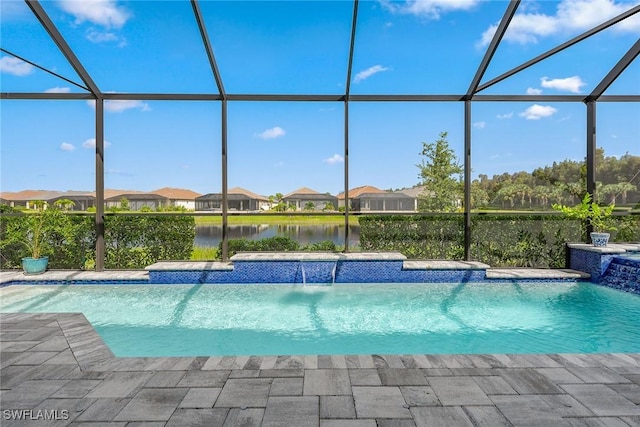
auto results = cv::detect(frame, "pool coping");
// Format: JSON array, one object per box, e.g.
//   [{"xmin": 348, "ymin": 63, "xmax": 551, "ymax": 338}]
[{"xmin": 0, "ymin": 266, "xmax": 591, "ymax": 285}]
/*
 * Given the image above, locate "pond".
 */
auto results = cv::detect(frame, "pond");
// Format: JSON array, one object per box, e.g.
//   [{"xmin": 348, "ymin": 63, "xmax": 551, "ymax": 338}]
[{"xmin": 194, "ymin": 224, "xmax": 361, "ymax": 247}]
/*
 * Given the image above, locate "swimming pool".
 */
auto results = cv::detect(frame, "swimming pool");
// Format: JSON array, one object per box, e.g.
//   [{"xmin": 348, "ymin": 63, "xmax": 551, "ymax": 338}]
[{"xmin": 2, "ymin": 282, "xmax": 639, "ymax": 357}]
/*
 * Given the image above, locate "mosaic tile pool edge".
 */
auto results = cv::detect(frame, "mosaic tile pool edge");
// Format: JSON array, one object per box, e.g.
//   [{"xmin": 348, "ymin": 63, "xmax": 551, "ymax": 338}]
[
  {"xmin": 148, "ymin": 260, "xmax": 488, "ymax": 284},
  {"xmin": 569, "ymin": 246, "xmax": 640, "ymax": 294}
]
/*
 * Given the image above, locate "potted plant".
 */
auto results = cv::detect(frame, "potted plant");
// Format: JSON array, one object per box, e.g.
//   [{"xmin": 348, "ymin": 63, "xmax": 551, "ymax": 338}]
[
  {"xmin": 552, "ymin": 193, "xmax": 616, "ymax": 247},
  {"xmin": 21, "ymin": 200, "xmax": 49, "ymax": 274}
]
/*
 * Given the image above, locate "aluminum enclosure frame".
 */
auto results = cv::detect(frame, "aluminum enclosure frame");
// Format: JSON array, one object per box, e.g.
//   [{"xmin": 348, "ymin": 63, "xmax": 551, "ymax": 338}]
[{"xmin": 1, "ymin": 0, "xmax": 639, "ymax": 268}]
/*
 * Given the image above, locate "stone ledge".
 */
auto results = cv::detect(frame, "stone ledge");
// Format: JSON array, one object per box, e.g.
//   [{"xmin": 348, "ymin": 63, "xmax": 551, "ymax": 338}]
[
  {"xmin": 486, "ymin": 268, "xmax": 590, "ymax": 280},
  {"xmin": 229, "ymin": 252, "xmax": 407, "ymax": 262},
  {"xmin": 403, "ymin": 260, "xmax": 490, "ymax": 270},
  {"xmin": 0, "ymin": 270, "xmax": 149, "ymax": 285},
  {"xmin": 567, "ymin": 243, "xmax": 640, "ymax": 254},
  {"xmin": 145, "ymin": 261, "xmax": 233, "ymax": 271}
]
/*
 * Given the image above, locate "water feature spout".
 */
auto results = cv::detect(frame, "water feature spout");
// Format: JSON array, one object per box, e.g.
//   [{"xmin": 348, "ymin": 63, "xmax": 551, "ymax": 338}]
[{"xmin": 300, "ymin": 261, "xmax": 337, "ymax": 285}]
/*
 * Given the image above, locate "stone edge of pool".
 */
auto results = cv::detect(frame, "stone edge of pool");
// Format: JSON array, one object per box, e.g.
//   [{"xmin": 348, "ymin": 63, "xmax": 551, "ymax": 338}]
[
  {"xmin": 1, "ymin": 245, "xmax": 639, "ymax": 294},
  {"xmin": 4, "ymin": 311, "xmax": 640, "ymax": 373}
]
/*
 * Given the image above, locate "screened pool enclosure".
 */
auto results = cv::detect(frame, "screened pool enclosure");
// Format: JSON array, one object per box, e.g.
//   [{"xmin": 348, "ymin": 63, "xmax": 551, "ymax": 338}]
[{"xmin": 1, "ymin": 0, "xmax": 639, "ymax": 270}]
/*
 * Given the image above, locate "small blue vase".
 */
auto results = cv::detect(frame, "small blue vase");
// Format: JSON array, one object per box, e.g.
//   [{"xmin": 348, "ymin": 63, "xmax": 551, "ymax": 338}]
[
  {"xmin": 590, "ymin": 232, "xmax": 610, "ymax": 247},
  {"xmin": 21, "ymin": 257, "xmax": 49, "ymax": 275}
]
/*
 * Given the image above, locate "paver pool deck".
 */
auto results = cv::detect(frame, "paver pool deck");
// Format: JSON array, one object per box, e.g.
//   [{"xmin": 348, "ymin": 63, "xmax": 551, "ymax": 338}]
[{"xmin": 2, "ymin": 270, "xmax": 640, "ymax": 426}]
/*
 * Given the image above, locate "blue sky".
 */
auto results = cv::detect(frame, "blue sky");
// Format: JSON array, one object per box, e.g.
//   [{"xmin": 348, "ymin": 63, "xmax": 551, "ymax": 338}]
[{"xmin": 1, "ymin": 0, "xmax": 639, "ymax": 196}]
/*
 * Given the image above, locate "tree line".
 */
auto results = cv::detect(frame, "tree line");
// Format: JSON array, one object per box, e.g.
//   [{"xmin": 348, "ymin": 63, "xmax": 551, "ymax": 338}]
[{"xmin": 416, "ymin": 132, "xmax": 639, "ymax": 211}]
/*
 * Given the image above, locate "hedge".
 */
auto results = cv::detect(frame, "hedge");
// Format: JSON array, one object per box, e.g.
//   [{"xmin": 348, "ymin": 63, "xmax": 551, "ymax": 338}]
[
  {"xmin": 359, "ymin": 214, "xmax": 639, "ymax": 268},
  {"xmin": 0, "ymin": 206, "xmax": 195, "ymax": 270},
  {"xmin": 219, "ymin": 236, "xmax": 337, "ymax": 258}
]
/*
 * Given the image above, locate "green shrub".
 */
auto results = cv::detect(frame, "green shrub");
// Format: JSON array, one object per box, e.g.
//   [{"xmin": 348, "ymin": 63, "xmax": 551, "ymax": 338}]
[
  {"xmin": 221, "ymin": 236, "xmax": 300, "ymax": 258},
  {"xmin": 101, "ymin": 214, "xmax": 195, "ymax": 269},
  {"xmin": 0, "ymin": 205, "xmax": 195, "ymax": 270},
  {"xmin": 0, "ymin": 205, "xmax": 94, "ymax": 269},
  {"xmin": 359, "ymin": 213, "xmax": 635, "ymax": 268},
  {"xmin": 302, "ymin": 240, "xmax": 337, "ymax": 252}
]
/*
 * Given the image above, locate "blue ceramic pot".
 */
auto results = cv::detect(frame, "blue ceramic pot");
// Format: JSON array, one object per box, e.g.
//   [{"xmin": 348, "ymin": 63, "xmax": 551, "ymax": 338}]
[{"xmin": 21, "ymin": 257, "xmax": 49, "ymax": 275}]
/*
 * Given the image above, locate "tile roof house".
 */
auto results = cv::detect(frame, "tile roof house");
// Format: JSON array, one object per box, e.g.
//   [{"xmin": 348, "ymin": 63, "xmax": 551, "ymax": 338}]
[
  {"xmin": 336, "ymin": 185, "xmax": 385, "ymax": 209},
  {"xmin": 195, "ymin": 187, "xmax": 269, "ymax": 211},
  {"xmin": 283, "ymin": 187, "xmax": 338, "ymax": 211},
  {"xmin": 0, "ymin": 190, "xmax": 95, "ymax": 211},
  {"xmin": 152, "ymin": 187, "xmax": 202, "ymax": 210},
  {"xmin": 337, "ymin": 185, "xmax": 417, "ymax": 212},
  {"xmin": 103, "ymin": 190, "xmax": 169, "ymax": 211}
]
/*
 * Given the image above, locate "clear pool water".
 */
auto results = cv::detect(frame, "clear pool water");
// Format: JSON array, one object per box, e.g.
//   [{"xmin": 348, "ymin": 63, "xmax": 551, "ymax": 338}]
[{"xmin": 2, "ymin": 282, "xmax": 640, "ymax": 356}]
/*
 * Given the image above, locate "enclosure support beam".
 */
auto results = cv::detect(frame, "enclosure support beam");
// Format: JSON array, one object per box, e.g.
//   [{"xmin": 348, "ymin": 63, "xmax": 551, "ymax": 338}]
[
  {"xmin": 586, "ymin": 39, "xmax": 640, "ymax": 102},
  {"xmin": 464, "ymin": 101, "xmax": 472, "ymax": 261},
  {"xmin": 95, "ymin": 99, "xmax": 105, "ymax": 271},
  {"xmin": 221, "ymin": 100, "xmax": 229, "ymax": 261},
  {"xmin": 586, "ymin": 101, "xmax": 597, "ymax": 241},
  {"xmin": 191, "ymin": 0, "xmax": 226, "ymax": 98},
  {"xmin": 344, "ymin": 102, "xmax": 350, "ymax": 252},
  {"xmin": 342, "ymin": 0, "xmax": 359, "ymax": 253},
  {"xmin": 466, "ymin": 0, "xmax": 519, "ymax": 96},
  {"xmin": 26, "ymin": 0, "xmax": 101, "ymax": 97},
  {"xmin": 477, "ymin": 5, "xmax": 640, "ymax": 93}
]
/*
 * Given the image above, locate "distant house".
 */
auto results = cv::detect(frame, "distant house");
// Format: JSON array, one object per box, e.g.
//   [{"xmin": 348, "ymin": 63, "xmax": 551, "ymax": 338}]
[
  {"xmin": 152, "ymin": 187, "xmax": 201, "ymax": 210},
  {"xmin": 0, "ymin": 190, "xmax": 62, "ymax": 209},
  {"xmin": 336, "ymin": 185, "xmax": 416, "ymax": 212},
  {"xmin": 0, "ymin": 190, "xmax": 96, "ymax": 211},
  {"xmin": 48, "ymin": 191, "xmax": 95, "ymax": 211},
  {"xmin": 0, "ymin": 193, "xmax": 12, "ymax": 207},
  {"xmin": 2, "ymin": 190, "xmax": 56, "ymax": 209},
  {"xmin": 354, "ymin": 192, "xmax": 415, "ymax": 212},
  {"xmin": 283, "ymin": 187, "xmax": 338, "ymax": 211},
  {"xmin": 195, "ymin": 187, "xmax": 269, "ymax": 211},
  {"xmin": 397, "ymin": 186, "xmax": 429, "ymax": 211},
  {"xmin": 336, "ymin": 186, "xmax": 385, "ymax": 211},
  {"xmin": 104, "ymin": 190, "xmax": 168, "ymax": 211}
]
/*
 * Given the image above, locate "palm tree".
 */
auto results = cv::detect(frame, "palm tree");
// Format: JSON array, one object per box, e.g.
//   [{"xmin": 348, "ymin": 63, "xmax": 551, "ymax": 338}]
[
  {"xmin": 616, "ymin": 182, "xmax": 636, "ymax": 205},
  {"xmin": 599, "ymin": 183, "xmax": 619, "ymax": 205}
]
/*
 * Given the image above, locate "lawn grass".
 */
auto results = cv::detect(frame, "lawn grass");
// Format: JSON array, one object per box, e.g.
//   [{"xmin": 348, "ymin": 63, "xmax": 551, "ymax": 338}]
[
  {"xmin": 194, "ymin": 215, "xmax": 353, "ymax": 225},
  {"xmin": 191, "ymin": 246, "xmax": 219, "ymax": 260}
]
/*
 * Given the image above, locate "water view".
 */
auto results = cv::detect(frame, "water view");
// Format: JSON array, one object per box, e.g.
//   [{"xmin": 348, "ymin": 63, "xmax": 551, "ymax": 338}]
[{"xmin": 195, "ymin": 224, "xmax": 361, "ymax": 247}]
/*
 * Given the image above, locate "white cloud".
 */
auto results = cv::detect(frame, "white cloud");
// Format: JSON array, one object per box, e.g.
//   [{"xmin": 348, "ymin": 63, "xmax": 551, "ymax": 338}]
[
  {"xmin": 519, "ymin": 104, "xmax": 558, "ymax": 120},
  {"xmin": 86, "ymin": 29, "xmax": 126, "ymax": 46},
  {"xmin": 479, "ymin": 0, "xmax": 640, "ymax": 46},
  {"xmin": 105, "ymin": 100, "xmax": 149, "ymax": 113},
  {"xmin": 86, "ymin": 29, "xmax": 119, "ymax": 43},
  {"xmin": 473, "ymin": 121, "xmax": 486, "ymax": 129},
  {"xmin": 258, "ymin": 126, "xmax": 286, "ymax": 140},
  {"xmin": 526, "ymin": 87, "xmax": 543, "ymax": 95},
  {"xmin": 541, "ymin": 76, "xmax": 587, "ymax": 93},
  {"xmin": 45, "ymin": 87, "xmax": 71, "ymax": 93},
  {"xmin": 82, "ymin": 138, "xmax": 112, "ymax": 149},
  {"xmin": 58, "ymin": 0, "xmax": 130, "ymax": 29},
  {"xmin": 354, "ymin": 65, "xmax": 390, "ymax": 83},
  {"xmin": 324, "ymin": 154, "xmax": 344, "ymax": 164},
  {"xmin": 0, "ymin": 56, "xmax": 34, "ymax": 76},
  {"xmin": 382, "ymin": 0, "xmax": 479, "ymax": 19},
  {"xmin": 60, "ymin": 142, "xmax": 75, "ymax": 151},
  {"xmin": 86, "ymin": 99, "xmax": 150, "ymax": 113},
  {"xmin": 497, "ymin": 112, "xmax": 514, "ymax": 119}
]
